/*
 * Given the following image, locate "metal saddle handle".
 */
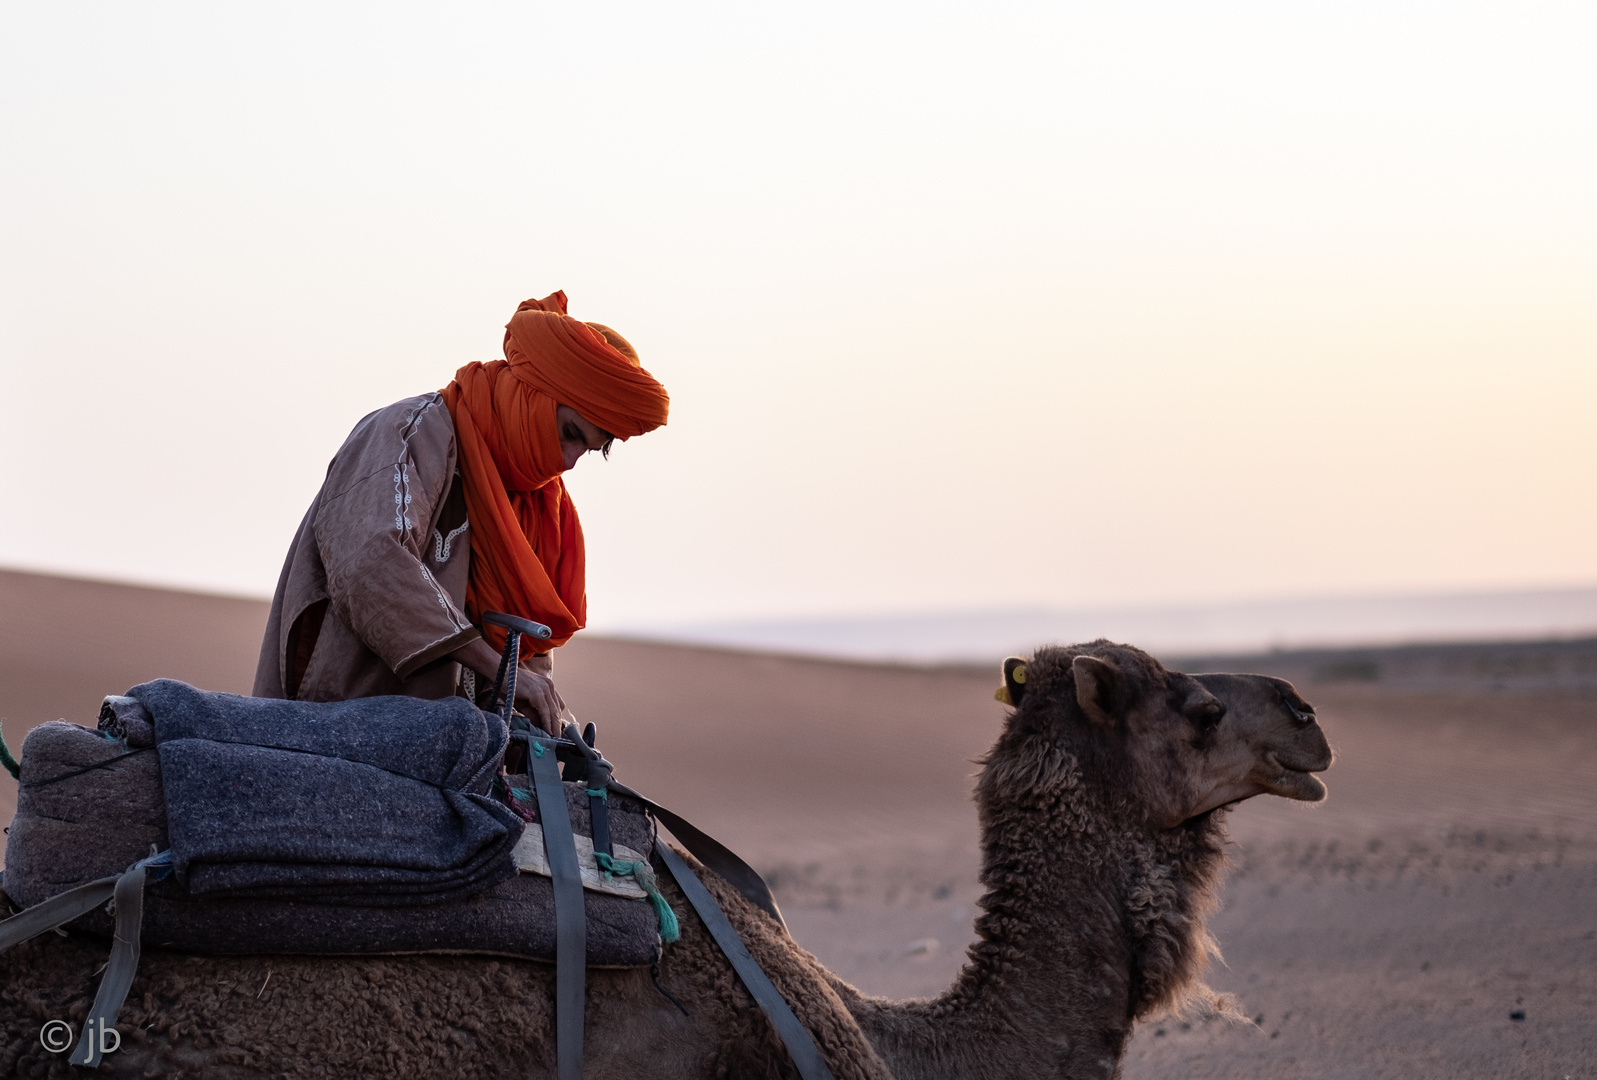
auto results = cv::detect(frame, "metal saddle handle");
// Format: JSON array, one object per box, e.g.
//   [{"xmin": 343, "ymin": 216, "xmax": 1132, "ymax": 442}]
[{"xmin": 481, "ymin": 611, "xmax": 552, "ymax": 723}]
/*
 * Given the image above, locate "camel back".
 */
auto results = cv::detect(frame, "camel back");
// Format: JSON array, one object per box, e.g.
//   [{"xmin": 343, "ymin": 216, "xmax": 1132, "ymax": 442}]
[{"xmin": 1, "ymin": 673, "xmax": 830, "ymax": 1080}]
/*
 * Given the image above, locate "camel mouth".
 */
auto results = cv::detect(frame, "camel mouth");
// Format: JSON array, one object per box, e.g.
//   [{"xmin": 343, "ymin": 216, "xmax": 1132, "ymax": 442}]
[{"xmin": 1259, "ymin": 753, "xmax": 1329, "ymax": 803}]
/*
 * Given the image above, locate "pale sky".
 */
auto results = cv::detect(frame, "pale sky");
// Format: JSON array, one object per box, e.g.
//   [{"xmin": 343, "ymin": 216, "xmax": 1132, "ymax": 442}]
[{"xmin": 1, "ymin": 1, "xmax": 1593, "ymax": 628}]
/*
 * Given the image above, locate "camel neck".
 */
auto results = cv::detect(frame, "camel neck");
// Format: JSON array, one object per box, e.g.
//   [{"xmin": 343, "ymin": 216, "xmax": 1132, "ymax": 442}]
[{"xmin": 844, "ymin": 799, "xmax": 1145, "ymax": 1079}]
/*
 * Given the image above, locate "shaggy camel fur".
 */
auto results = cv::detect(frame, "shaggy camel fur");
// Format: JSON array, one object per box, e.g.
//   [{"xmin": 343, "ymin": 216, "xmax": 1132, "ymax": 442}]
[{"xmin": 0, "ymin": 641, "xmax": 1331, "ymax": 1079}]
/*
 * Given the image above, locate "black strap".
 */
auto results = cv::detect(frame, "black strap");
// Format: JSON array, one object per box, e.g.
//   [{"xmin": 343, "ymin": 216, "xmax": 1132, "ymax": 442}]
[
  {"xmin": 610, "ymin": 781, "xmax": 788, "ymax": 931},
  {"xmin": 655, "ymin": 841, "xmax": 835, "ymax": 1080},
  {"xmin": 71, "ymin": 856, "xmax": 156, "ymax": 1067},
  {"xmin": 558, "ymin": 720, "xmax": 612, "ymax": 860},
  {"xmin": 589, "ymin": 792, "xmax": 612, "ymax": 859},
  {"xmin": 529, "ymin": 741, "xmax": 584, "ymax": 1080}
]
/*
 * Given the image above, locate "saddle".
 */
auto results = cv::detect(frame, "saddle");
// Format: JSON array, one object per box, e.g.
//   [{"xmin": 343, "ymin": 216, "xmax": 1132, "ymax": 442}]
[
  {"xmin": 0, "ymin": 612, "xmax": 833, "ymax": 1080},
  {"xmin": 2, "ymin": 715, "xmax": 664, "ymax": 965}
]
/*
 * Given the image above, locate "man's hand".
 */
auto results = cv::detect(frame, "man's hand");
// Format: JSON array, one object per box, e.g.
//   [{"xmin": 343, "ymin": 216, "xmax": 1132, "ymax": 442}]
[
  {"xmin": 513, "ymin": 667, "xmax": 565, "ymax": 735},
  {"xmin": 450, "ymin": 637, "xmax": 566, "ymax": 734}
]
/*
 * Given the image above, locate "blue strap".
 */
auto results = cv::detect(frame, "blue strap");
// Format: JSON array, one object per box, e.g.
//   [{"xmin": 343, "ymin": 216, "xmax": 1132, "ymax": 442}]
[
  {"xmin": 0, "ymin": 875, "xmax": 119, "ymax": 953},
  {"xmin": 529, "ymin": 740, "xmax": 584, "ymax": 1080},
  {"xmin": 0, "ymin": 850, "xmax": 174, "ymax": 1070},
  {"xmin": 58, "ymin": 849, "xmax": 169, "ymax": 1068},
  {"xmin": 655, "ymin": 841, "xmax": 835, "ymax": 1080}
]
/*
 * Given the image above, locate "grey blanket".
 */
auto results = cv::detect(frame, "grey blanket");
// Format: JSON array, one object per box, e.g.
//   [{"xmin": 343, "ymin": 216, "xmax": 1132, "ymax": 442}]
[
  {"xmin": 131, "ymin": 679, "xmax": 522, "ymax": 905},
  {"xmin": 4, "ymin": 718, "xmax": 662, "ymax": 967}
]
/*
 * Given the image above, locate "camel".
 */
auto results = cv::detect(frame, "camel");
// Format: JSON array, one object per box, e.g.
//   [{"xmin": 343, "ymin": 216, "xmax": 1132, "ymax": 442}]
[{"xmin": 0, "ymin": 640, "xmax": 1332, "ymax": 1079}]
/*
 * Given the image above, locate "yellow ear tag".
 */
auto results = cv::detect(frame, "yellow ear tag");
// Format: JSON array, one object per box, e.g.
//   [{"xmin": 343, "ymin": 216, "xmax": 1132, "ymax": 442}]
[
  {"xmin": 994, "ymin": 686, "xmax": 1013, "ymax": 705},
  {"xmin": 1011, "ymin": 664, "xmax": 1026, "ymax": 684}
]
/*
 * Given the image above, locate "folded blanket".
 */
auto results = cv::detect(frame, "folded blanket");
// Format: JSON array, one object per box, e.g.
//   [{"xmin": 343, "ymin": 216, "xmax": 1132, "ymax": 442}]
[
  {"xmin": 131, "ymin": 679, "xmax": 523, "ymax": 905},
  {"xmin": 3, "ymin": 717, "xmax": 662, "ymax": 966}
]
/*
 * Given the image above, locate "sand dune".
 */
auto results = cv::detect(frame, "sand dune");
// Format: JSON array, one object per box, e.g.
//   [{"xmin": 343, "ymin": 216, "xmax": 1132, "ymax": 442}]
[
  {"xmin": 2, "ymin": 570, "xmax": 1593, "ymax": 1077},
  {"xmin": 0, "ymin": 570, "xmax": 267, "ymax": 832}
]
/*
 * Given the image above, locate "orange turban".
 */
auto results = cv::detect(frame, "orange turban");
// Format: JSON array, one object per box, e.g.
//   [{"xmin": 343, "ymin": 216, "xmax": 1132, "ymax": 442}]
[{"xmin": 441, "ymin": 291, "xmax": 669, "ymax": 654}]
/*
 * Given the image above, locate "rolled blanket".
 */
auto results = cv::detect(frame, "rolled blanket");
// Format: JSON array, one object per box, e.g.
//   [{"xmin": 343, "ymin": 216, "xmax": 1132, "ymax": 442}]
[
  {"xmin": 131, "ymin": 678, "xmax": 523, "ymax": 905},
  {"xmin": 3, "ymin": 721, "xmax": 165, "ymax": 909},
  {"xmin": 98, "ymin": 696, "xmax": 155, "ymax": 747}
]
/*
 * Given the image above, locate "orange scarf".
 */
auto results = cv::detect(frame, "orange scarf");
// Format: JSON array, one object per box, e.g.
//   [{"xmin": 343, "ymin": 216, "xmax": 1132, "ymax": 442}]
[{"xmin": 441, "ymin": 292, "xmax": 669, "ymax": 653}]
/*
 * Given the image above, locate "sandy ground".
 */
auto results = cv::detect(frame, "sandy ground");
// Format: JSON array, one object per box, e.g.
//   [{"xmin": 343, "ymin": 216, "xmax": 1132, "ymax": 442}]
[{"xmin": 2, "ymin": 570, "xmax": 1594, "ymax": 1077}]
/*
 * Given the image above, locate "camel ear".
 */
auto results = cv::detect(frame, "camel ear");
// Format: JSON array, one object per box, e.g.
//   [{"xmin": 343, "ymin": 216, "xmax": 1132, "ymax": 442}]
[
  {"xmin": 994, "ymin": 657, "xmax": 1028, "ymax": 707},
  {"xmin": 1072, "ymin": 655, "xmax": 1120, "ymax": 726}
]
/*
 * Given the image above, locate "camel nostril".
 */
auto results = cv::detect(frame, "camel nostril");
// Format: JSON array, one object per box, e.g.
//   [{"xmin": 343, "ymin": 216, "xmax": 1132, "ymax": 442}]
[{"xmin": 1277, "ymin": 689, "xmax": 1315, "ymax": 725}]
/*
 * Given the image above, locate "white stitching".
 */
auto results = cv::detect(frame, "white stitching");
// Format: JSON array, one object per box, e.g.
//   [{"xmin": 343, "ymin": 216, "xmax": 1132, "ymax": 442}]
[
  {"xmin": 433, "ymin": 521, "xmax": 469, "ymax": 563},
  {"xmin": 420, "ymin": 564, "xmax": 466, "ymax": 630},
  {"xmin": 401, "ymin": 464, "xmax": 413, "ymax": 532},
  {"xmin": 392, "ymin": 395, "xmax": 439, "ymax": 536},
  {"xmin": 394, "ymin": 622, "xmax": 470, "ymax": 674},
  {"xmin": 392, "ymin": 394, "xmax": 464, "ymax": 634}
]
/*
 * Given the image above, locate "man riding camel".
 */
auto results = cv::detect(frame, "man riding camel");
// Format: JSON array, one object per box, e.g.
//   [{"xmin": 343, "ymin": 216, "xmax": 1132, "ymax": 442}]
[{"xmin": 254, "ymin": 291, "xmax": 669, "ymax": 733}]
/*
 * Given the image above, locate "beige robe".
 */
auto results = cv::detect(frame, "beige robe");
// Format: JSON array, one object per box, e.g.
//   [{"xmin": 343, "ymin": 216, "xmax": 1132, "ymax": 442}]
[{"xmin": 255, "ymin": 393, "xmax": 548, "ymax": 704}]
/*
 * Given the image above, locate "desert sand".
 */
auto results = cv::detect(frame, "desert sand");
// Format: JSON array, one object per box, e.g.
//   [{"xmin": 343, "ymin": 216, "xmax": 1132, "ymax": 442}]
[{"xmin": 1, "ymin": 569, "xmax": 1593, "ymax": 1077}]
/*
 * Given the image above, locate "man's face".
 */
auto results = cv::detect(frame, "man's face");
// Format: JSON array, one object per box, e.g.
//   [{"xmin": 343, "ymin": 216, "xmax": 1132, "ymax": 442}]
[{"xmin": 557, "ymin": 405, "xmax": 613, "ymax": 470}]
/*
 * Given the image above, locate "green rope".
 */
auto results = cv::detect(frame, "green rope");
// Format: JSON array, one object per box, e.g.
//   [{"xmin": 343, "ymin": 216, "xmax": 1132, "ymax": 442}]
[
  {"xmin": 596, "ymin": 851, "xmax": 679, "ymax": 943},
  {"xmin": 511, "ymin": 747, "xmax": 674, "ymax": 941},
  {"xmin": 584, "ymin": 788, "xmax": 607, "ymax": 800},
  {"xmin": 492, "ymin": 776, "xmax": 536, "ymax": 802},
  {"xmin": 0, "ymin": 719, "xmax": 18, "ymax": 780}
]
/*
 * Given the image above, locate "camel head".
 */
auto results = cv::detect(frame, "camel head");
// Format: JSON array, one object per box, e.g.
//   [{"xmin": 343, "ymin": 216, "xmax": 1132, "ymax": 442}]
[{"xmin": 990, "ymin": 640, "xmax": 1332, "ymax": 830}]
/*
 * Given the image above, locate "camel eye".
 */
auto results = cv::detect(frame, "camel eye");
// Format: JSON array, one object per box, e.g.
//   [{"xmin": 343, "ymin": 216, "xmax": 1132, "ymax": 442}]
[{"xmin": 1191, "ymin": 703, "xmax": 1225, "ymax": 731}]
